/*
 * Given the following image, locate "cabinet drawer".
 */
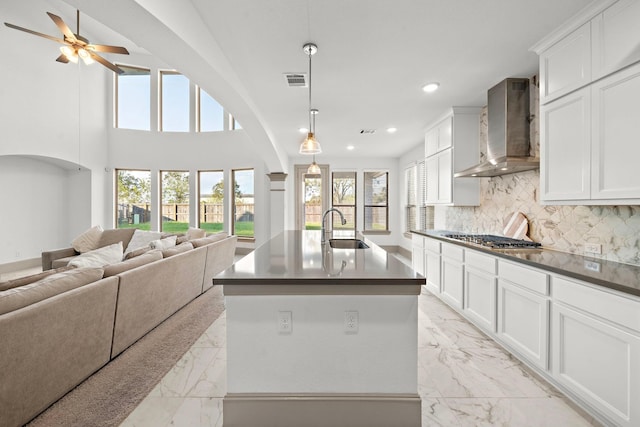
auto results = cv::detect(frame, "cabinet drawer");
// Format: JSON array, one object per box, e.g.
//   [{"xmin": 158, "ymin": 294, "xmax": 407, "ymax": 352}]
[
  {"xmin": 425, "ymin": 238, "xmax": 440, "ymax": 253},
  {"xmin": 553, "ymin": 275, "xmax": 640, "ymax": 333},
  {"xmin": 499, "ymin": 260, "xmax": 548, "ymax": 295},
  {"xmin": 441, "ymin": 243, "xmax": 463, "ymax": 262},
  {"xmin": 465, "ymin": 250, "xmax": 497, "ymax": 275}
]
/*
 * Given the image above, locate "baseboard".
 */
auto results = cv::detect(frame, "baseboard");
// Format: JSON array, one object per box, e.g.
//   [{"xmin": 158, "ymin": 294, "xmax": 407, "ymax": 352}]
[
  {"xmin": 0, "ymin": 257, "xmax": 40, "ymax": 275},
  {"xmin": 223, "ymin": 393, "xmax": 421, "ymax": 427}
]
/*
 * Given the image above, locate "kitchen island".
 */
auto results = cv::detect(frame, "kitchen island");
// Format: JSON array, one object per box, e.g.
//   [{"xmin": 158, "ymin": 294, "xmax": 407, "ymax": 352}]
[{"xmin": 214, "ymin": 230, "xmax": 424, "ymax": 427}]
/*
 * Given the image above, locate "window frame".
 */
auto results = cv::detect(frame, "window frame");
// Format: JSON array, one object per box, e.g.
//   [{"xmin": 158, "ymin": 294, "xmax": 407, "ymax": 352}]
[
  {"xmin": 232, "ymin": 168, "xmax": 255, "ymax": 240},
  {"xmin": 198, "ymin": 170, "xmax": 225, "ymax": 232},
  {"xmin": 114, "ymin": 64, "xmax": 151, "ymax": 130},
  {"xmin": 363, "ymin": 170, "xmax": 390, "ymax": 232},
  {"xmin": 196, "ymin": 86, "xmax": 225, "ymax": 133},
  {"xmin": 114, "ymin": 168, "xmax": 151, "ymax": 229},
  {"xmin": 159, "ymin": 70, "xmax": 190, "ymax": 132},
  {"xmin": 331, "ymin": 171, "xmax": 357, "ymax": 231},
  {"xmin": 159, "ymin": 169, "xmax": 190, "ymax": 232}
]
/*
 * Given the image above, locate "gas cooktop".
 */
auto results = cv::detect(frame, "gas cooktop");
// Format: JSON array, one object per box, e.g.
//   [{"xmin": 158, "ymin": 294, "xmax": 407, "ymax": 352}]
[{"xmin": 443, "ymin": 233, "xmax": 542, "ymax": 249}]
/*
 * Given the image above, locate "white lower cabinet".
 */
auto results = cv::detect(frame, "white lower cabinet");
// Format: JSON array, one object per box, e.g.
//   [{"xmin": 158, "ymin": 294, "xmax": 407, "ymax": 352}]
[
  {"xmin": 497, "ymin": 278, "xmax": 549, "ymax": 370},
  {"xmin": 463, "ymin": 251, "xmax": 497, "ymax": 333},
  {"xmin": 411, "ymin": 235, "xmax": 425, "ymax": 276},
  {"xmin": 424, "ymin": 239, "xmax": 441, "ymax": 294},
  {"xmin": 551, "ymin": 276, "xmax": 640, "ymax": 427},
  {"xmin": 440, "ymin": 243, "xmax": 464, "ymax": 309}
]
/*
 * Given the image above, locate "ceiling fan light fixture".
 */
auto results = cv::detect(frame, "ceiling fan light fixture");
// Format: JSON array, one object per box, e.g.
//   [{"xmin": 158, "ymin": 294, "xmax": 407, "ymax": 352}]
[
  {"xmin": 60, "ymin": 45, "xmax": 78, "ymax": 63},
  {"xmin": 77, "ymin": 48, "xmax": 94, "ymax": 65}
]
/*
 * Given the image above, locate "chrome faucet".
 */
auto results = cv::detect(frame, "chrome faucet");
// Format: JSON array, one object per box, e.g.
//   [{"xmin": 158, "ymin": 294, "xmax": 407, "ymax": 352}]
[{"xmin": 321, "ymin": 208, "xmax": 347, "ymax": 243}]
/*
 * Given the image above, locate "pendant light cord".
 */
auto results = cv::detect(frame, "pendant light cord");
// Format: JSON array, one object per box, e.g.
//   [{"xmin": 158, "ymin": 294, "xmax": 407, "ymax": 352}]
[{"xmin": 308, "ymin": 49, "xmax": 312, "ymax": 132}]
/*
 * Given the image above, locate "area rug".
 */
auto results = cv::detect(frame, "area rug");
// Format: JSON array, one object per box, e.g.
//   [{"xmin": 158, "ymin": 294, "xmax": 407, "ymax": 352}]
[{"xmin": 27, "ymin": 285, "xmax": 226, "ymax": 427}]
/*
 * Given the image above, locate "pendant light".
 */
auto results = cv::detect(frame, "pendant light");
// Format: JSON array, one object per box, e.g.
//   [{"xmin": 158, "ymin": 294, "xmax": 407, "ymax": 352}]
[
  {"xmin": 307, "ymin": 154, "xmax": 321, "ymax": 174},
  {"xmin": 299, "ymin": 43, "xmax": 321, "ymax": 155}
]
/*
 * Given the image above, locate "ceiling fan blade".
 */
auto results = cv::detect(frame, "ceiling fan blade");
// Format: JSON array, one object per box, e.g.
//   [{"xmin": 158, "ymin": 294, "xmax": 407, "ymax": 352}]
[
  {"xmin": 46, "ymin": 12, "xmax": 75, "ymax": 41},
  {"xmin": 89, "ymin": 51, "xmax": 124, "ymax": 74},
  {"xmin": 4, "ymin": 22, "xmax": 66, "ymax": 44},
  {"xmin": 89, "ymin": 44, "xmax": 129, "ymax": 55},
  {"xmin": 56, "ymin": 54, "xmax": 70, "ymax": 64}
]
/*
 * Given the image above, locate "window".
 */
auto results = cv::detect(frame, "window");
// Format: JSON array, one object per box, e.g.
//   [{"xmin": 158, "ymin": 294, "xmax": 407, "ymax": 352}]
[
  {"xmin": 332, "ymin": 172, "xmax": 356, "ymax": 230},
  {"xmin": 229, "ymin": 113, "xmax": 242, "ymax": 130},
  {"xmin": 198, "ymin": 88, "xmax": 224, "ymax": 132},
  {"xmin": 232, "ymin": 169, "xmax": 254, "ymax": 238},
  {"xmin": 161, "ymin": 171, "xmax": 190, "ymax": 232},
  {"xmin": 364, "ymin": 171, "xmax": 388, "ymax": 231},
  {"xmin": 115, "ymin": 66, "xmax": 150, "ymax": 130},
  {"xmin": 303, "ymin": 173, "xmax": 322, "ymax": 230},
  {"xmin": 198, "ymin": 170, "xmax": 224, "ymax": 232},
  {"xmin": 405, "ymin": 165, "xmax": 417, "ymax": 233},
  {"xmin": 116, "ymin": 169, "xmax": 151, "ymax": 229},
  {"xmin": 160, "ymin": 71, "xmax": 190, "ymax": 132}
]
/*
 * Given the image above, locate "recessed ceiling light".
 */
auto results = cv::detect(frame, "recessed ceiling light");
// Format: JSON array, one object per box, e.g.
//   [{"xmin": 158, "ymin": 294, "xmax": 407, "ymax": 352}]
[
  {"xmin": 422, "ymin": 82, "xmax": 440, "ymax": 93},
  {"xmin": 347, "ymin": 145, "xmax": 355, "ymax": 151},
  {"xmin": 299, "ymin": 127, "xmax": 309, "ymax": 133},
  {"xmin": 386, "ymin": 127, "xmax": 397, "ymax": 133}
]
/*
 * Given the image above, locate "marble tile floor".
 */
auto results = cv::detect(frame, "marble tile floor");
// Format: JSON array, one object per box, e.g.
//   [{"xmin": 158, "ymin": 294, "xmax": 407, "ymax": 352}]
[{"xmin": 120, "ymin": 286, "xmax": 601, "ymax": 427}]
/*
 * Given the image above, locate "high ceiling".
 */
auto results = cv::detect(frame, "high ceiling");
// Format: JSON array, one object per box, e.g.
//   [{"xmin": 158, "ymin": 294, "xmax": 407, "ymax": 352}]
[{"xmin": 9, "ymin": 0, "xmax": 593, "ymax": 166}]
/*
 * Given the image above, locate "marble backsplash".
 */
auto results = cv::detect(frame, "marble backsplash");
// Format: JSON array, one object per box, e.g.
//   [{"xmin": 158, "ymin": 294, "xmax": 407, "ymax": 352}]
[{"xmin": 435, "ymin": 77, "xmax": 640, "ymax": 267}]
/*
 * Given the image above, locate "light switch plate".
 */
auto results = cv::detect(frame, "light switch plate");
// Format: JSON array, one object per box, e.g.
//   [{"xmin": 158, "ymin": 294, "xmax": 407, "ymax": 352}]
[{"xmin": 278, "ymin": 311, "xmax": 292, "ymax": 334}]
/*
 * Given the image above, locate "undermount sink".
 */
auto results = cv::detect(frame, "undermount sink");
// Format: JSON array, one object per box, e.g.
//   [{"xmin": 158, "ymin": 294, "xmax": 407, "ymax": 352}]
[{"xmin": 329, "ymin": 238, "xmax": 369, "ymax": 249}]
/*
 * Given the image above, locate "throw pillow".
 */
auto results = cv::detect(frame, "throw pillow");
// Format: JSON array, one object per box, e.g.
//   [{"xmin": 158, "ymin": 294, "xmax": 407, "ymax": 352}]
[
  {"xmin": 123, "ymin": 245, "xmax": 152, "ymax": 260},
  {"xmin": 103, "ymin": 250, "xmax": 163, "ymax": 277},
  {"xmin": 162, "ymin": 242, "xmax": 194, "ymax": 258},
  {"xmin": 149, "ymin": 235, "xmax": 177, "ymax": 250},
  {"xmin": 123, "ymin": 229, "xmax": 162, "ymax": 258},
  {"xmin": 97, "ymin": 228, "xmax": 136, "ymax": 250},
  {"xmin": 0, "ymin": 266, "xmax": 75, "ymax": 292},
  {"xmin": 71, "ymin": 225, "xmax": 104, "ymax": 253},
  {"xmin": 69, "ymin": 242, "xmax": 123, "ymax": 268},
  {"xmin": 186, "ymin": 227, "xmax": 206, "ymax": 240}
]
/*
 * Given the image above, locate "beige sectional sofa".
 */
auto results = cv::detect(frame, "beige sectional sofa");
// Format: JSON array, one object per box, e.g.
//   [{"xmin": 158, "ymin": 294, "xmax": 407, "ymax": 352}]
[{"xmin": 0, "ymin": 231, "xmax": 237, "ymax": 427}]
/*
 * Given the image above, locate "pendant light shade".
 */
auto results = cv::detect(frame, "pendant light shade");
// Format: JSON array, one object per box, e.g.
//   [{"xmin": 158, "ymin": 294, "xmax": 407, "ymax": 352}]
[
  {"xmin": 299, "ymin": 43, "xmax": 322, "ymax": 155},
  {"xmin": 307, "ymin": 156, "xmax": 321, "ymax": 174}
]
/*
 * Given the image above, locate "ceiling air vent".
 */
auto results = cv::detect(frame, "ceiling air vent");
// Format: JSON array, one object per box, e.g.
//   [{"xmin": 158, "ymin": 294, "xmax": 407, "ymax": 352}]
[
  {"xmin": 360, "ymin": 129, "xmax": 376, "ymax": 134},
  {"xmin": 284, "ymin": 73, "xmax": 307, "ymax": 87}
]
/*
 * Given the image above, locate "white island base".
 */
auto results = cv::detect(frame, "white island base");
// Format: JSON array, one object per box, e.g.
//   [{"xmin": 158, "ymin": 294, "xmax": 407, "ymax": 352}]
[{"xmin": 223, "ymin": 292, "xmax": 420, "ymax": 427}]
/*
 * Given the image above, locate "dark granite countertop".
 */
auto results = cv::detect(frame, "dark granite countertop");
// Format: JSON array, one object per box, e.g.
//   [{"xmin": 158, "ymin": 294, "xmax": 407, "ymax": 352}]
[
  {"xmin": 214, "ymin": 230, "xmax": 424, "ymax": 293},
  {"xmin": 412, "ymin": 229, "xmax": 640, "ymax": 298}
]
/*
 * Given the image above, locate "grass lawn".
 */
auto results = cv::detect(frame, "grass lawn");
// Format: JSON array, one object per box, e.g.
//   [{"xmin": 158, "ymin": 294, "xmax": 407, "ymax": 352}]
[{"xmin": 117, "ymin": 221, "xmax": 254, "ymax": 237}]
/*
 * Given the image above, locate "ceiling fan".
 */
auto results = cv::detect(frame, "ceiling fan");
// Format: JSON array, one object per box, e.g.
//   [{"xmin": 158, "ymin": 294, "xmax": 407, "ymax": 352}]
[{"xmin": 4, "ymin": 10, "xmax": 129, "ymax": 74}]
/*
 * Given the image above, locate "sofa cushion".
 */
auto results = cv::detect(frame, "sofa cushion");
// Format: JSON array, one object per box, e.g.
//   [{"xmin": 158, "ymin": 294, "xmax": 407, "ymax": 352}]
[
  {"xmin": 0, "ymin": 267, "xmax": 104, "ymax": 315},
  {"xmin": 190, "ymin": 232, "xmax": 228, "ymax": 248},
  {"xmin": 162, "ymin": 242, "xmax": 194, "ymax": 258},
  {"xmin": 71, "ymin": 225, "xmax": 104, "ymax": 253},
  {"xmin": 123, "ymin": 245, "xmax": 152, "ymax": 260},
  {"xmin": 123, "ymin": 229, "xmax": 162, "ymax": 258},
  {"xmin": 52, "ymin": 256, "xmax": 78, "ymax": 269},
  {"xmin": 69, "ymin": 242, "xmax": 124, "ymax": 268},
  {"xmin": 186, "ymin": 227, "xmax": 206, "ymax": 240},
  {"xmin": 103, "ymin": 250, "xmax": 163, "ymax": 277},
  {"xmin": 150, "ymin": 235, "xmax": 177, "ymax": 250},
  {"xmin": 97, "ymin": 228, "xmax": 136, "ymax": 251},
  {"xmin": 0, "ymin": 266, "xmax": 75, "ymax": 292}
]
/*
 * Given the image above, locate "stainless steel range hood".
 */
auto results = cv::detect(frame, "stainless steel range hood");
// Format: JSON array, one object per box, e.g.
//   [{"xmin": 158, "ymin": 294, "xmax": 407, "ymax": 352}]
[{"xmin": 455, "ymin": 78, "xmax": 539, "ymax": 178}]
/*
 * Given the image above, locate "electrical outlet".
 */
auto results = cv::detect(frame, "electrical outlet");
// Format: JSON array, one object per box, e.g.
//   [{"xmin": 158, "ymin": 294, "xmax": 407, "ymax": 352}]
[
  {"xmin": 584, "ymin": 243, "xmax": 602, "ymax": 255},
  {"xmin": 584, "ymin": 260, "xmax": 601, "ymax": 272},
  {"xmin": 344, "ymin": 311, "xmax": 358, "ymax": 334},
  {"xmin": 277, "ymin": 311, "xmax": 292, "ymax": 334}
]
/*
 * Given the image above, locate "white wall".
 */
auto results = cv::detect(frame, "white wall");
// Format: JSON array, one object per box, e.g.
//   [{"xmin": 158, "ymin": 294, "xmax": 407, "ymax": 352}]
[
  {"xmin": 0, "ymin": 0, "xmax": 109, "ymax": 261},
  {"xmin": 0, "ymin": 157, "xmax": 72, "ymax": 263}
]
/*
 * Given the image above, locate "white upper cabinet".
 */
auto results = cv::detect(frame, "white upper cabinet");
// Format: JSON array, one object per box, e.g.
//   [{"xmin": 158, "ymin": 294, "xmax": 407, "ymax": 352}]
[
  {"xmin": 425, "ymin": 117, "xmax": 452, "ymax": 157},
  {"xmin": 540, "ymin": 87, "xmax": 591, "ymax": 201},
  {"xmin": 424, "ymin": 108, "xmax": 480, "ymax": 206},
  {"xmin": 535, "ymin": 0, "xmax": 640, "ymax": 205},
  {"xmin": 592, "ymin": 0, "xmax": 640, "ymax": 80},
  {"xmin": 539, "ymin": 22, "xmax": 591, "ymax": 104},
  {"xmin": 591, "ymin": 62, "xmax": 640, "ymax": 200}
]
